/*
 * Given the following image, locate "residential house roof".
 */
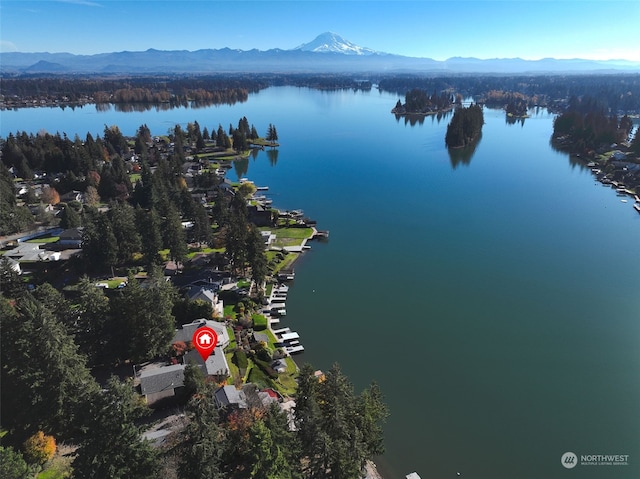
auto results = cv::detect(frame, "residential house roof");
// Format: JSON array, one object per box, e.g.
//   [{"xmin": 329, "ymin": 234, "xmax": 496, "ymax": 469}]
[
  {"xmin": 184, "ymin": 348, "xmax": 229, "ymax": 377},
  {"xmin": 139, "ymin": 363, "xmax": 185, "ymax": 396},
  {"xmin": 59, "ymin": 227, "xmax": 84, "ymax": 240},
  {"xmin": 214, "ymin": 384, "xmax": 278, "ymax": 410},
  {"xmin": 185, "ymin": 285, "xmax": 224, "ymax": 318},
  {"xmin": 252, "ymin": 332, "xmax": 270, "ymax": 344},
  {"xmin": 215, "ymin": 385, "xmax": 247, "ymax": 409},
  {"xmin": 186, "ymin": 285, "xmax": 218, "ymax": 302},
  {"xmin": 173, "ymin": 319, "xmax": 230, "ymax": 349}
]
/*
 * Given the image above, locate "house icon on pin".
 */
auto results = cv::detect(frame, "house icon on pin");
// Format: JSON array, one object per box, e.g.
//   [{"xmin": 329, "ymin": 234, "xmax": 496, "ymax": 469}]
[{"xmin": 199, "ymin": 333, "xmax": 212, "ymax": 345}]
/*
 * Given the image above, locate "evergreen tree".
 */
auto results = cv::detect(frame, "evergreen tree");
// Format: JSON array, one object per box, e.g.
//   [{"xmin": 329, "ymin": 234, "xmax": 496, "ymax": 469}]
[
  {"xmin": 32, "ymin": 282, "xmax": 72, "ymax": 325},
  {"xmin": 266, "ymin": 124, "xmax": 279, "ymax": 144},
  {"xmin": 82, "ymin": 209, "xmax": 118, "ymax": 273},
  {"xmin": 72, "ymin": 377, "xmax": 159, "ymax": 479},
  {"xmin": 110, "ymin": 270, "xmax": 176, "ymax": 363},
  {"xmin": 295, "ymin": 363, "xmax": 387, "ymax": 479},
  {"xmin": 0, "ymin": 446, "xmax": 31, "ymax": 479},
  {"xmin": 74, "ymin": 276, "xmax": 112, "ymax": 366},
  {"xmin": 109, "ymin": 201, "xmax": 142, "ymax": 264},
  {"xmin": 0, "ymin": 296, "xmax": 99, "ymax": 444},
  {"xmin": 136, "ymin": 207, "xmax": 163, "ymax": 266},
  {"xmin": 294, "ymin": 363, "xmax": 325, "ymax": 477},
  {"xmin": 176, "ymin": 384, "xmax": 225, "ymax": 479},
  {"xmin": 225, "ymin": 194, "xmax": 249, "ymax": 273},
  {"xmin": 163, "ymin": 205, "xmax": 188, "ymax": 265},
  {"xmin": 59, "ymin": 203, "xmax": 82, "ymax": 229},
  {"xmin": 0, "ymin": 256, "xmax": 26, "ymax": 299},
  {"xmin": 247, "ymin": 225, "xmax": 268, "ymax": 286},
  {"xmin": 182, "ymin": 361, "xmax": 206, "ymax": 400}
]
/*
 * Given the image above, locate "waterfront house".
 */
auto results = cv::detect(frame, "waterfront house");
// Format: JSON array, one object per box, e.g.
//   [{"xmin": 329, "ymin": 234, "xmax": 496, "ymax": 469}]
[
  {"xmin": 183, "ymin": 348, "xmax": 229, "ymax": 378},
  {"xmin": 248, "ymin": 204, "xmax": 274, "ymax": 227},
  {"xmin": 214, "ymin": 383, "xmax": 278, "ymax": 411},
  {"xmin": 174, "ymin": 319, "xmax": 230, "ymax": 349}
]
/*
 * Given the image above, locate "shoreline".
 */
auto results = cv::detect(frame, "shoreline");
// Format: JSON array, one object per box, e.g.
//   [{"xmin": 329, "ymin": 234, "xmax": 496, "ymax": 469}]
[{"xmin": 260, "ymin": 195, "xmax": 391, "ymax": 479}]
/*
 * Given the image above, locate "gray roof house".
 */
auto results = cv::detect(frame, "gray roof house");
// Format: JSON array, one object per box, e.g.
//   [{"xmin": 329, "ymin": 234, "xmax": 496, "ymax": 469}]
[
  {"xmin": 138, "ymin": 363, "xmax": 185, "ymax": 404},
  {"xmin": 184, "ymin": 348, "xmax": 229, "ymax": 378},
  {"xmin": 174, "ymin": 319, "xmax": 230, "ymax": 380},
  {"xmin": 58, "ymin": 227, "xmax": 84, "ymax": 247},
  {"xmin": 186, "ymin": 286, "xmax": 224, "ymax": 318},
  {"xmin": 214, "ymin": 384, "xmax": 278, "ymax": 411},
  {"xmin": 214, "ymin": 385, "xmax": 248, "ymax": 409},
  {"xmin": 173, "ymin": 319, "xmax": 230, "ymax": 349}
]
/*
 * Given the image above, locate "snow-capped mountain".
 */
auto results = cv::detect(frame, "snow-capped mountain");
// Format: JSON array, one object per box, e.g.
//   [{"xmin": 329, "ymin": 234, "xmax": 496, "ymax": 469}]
[
  {"xmin": 293, "ymin": 32, "xmax": 378, "ymax": 56},
  {"xmin": 3, "ymin": 32, "xmax": 640, "ymax": 74}
]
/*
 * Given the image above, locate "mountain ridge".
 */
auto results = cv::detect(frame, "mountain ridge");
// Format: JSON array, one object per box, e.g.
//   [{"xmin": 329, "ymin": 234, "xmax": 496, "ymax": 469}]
[{"xmin": 2, "ymin": 32, "xmax": 639, "ymax": 74}]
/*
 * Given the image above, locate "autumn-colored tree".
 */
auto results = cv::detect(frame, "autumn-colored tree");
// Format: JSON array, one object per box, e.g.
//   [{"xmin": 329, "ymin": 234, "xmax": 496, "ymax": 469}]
[
  {"xmin": 172, "ymin": 340, "xmax": 188, "ymax": 356},
  {"xmin": 84, "ymin": 185, "xmax": 100, "ymax": 206},
  {"xmin": 40, "ymin": 186, "xmax": 60, "ymax": 205},
  {"xmin": 23, "ymin": 431, "xmax": 56, "ymax": 465},
  {"xmin": 87, "ymin": 170, "xmax": 101, "ymax": 188}
]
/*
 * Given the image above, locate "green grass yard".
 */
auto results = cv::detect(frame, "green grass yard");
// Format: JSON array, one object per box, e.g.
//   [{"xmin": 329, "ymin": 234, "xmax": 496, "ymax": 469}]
[{"xmin": 26, "ymin": 236, "xmax": 60, "ymax": 243}]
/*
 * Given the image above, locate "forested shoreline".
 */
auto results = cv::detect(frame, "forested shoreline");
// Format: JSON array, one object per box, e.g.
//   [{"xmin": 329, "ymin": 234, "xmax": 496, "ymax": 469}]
[
  {"xmin": 3, "ymin": 73, "xmax": 640, "ymax": 114},
  {"xmin": 0, "ymin": 111, "xmax": 389, "ymax": 478}
]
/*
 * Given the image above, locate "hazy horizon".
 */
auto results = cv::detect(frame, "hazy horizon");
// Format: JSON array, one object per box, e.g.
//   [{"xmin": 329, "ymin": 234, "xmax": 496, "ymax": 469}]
[{"xmin": 1, "ymin": 1, "xmax": 639, "ymax": 62}]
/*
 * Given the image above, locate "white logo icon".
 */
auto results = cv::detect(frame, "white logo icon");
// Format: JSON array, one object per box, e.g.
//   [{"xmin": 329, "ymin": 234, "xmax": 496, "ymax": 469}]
[
  {"xmin": 561, "ymin": 452, "xmax": 578, "ymax": 469},
  {"xmin": 199, "ymin": 333, "xmax": 213, "ymax": 345}
]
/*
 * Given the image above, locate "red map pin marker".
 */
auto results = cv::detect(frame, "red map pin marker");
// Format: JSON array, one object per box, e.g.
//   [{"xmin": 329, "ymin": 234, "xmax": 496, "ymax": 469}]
[{"xmin": 192, "ymin": 326, "xmax": 218, "ymax": 361}]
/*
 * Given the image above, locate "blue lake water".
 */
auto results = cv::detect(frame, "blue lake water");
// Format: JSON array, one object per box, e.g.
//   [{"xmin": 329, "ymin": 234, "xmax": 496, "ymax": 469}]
[{"xmin": 2, "ymin": 87, "xmax": 639, "ymax": 479}]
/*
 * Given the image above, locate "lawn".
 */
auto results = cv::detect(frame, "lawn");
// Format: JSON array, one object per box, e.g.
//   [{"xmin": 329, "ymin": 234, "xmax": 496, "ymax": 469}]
[
  {"xmin": 272, "ymin": 252, "xmax": 299, "ymax": 273},
  {"xmin": 273, "ymin": 227, "xmax": 314, "ymax": 240},
  {"xmin": 249, "ymin": 138, "xmax": 279, "ymax": 147},
  {"xmin": 224, "ymin": 329, "xmax": 299, "ymax": 397},
  {"xmin": 223, "ymin": 305, "xmax": 237, "ymax": 320},
  {"xmin": 225, "ymin": 352, "xmax": 241, "ymax": 383},
  {"xmin": 252, "ymin": 314, "xmax": 268, "ymax": 331},
  {"xmin": 106, "ymin": 278, "xmax": 127, "ymax": 288},
  {"xmin": 26, "ymin": 236, "xmax": 60, "ymax": 243},
  {"xmin": 225, "ymin": 326, "xmax": 237, "ymax": 350},
  {"xmin": 185, "ymin": 247, "xmax": 224, "ymax": 260}
]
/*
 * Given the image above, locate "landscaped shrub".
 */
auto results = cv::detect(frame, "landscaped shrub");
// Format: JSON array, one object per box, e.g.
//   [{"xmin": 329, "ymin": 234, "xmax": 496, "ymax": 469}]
[
  {"xmin": 23, "ymin": 431, "xmax": 56, "ymax": 465},
  {"xmin": 233, "ymin": 350, "xmax": 249, "ymax": 369},
  {"xmin": 255, "ymin": 343, "xmax": 273, "ymax": 362},
  {"xmin": 253, "ymin": 357, "xmax": 279, "ymax": 379}
]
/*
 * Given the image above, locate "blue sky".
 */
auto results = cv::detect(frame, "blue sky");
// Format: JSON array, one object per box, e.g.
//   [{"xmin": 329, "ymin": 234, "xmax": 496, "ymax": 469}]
[{"xmin": 1, "ymin": 0, "xmax": 639, "ymax": 61}]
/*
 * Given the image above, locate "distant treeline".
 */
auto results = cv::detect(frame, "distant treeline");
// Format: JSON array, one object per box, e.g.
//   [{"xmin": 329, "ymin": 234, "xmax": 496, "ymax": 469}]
[
  {"xmin": 379, "ymin": 74, "xmax": 640, "ymax": 113},
  {"xmin": 3, "ymin": 73, "xmax": 640, "ymax": 114},
  {"xmin": 0, "ymin": 75, "xmax": 268, "ymax": 107}
]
